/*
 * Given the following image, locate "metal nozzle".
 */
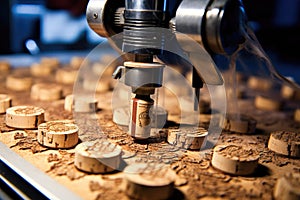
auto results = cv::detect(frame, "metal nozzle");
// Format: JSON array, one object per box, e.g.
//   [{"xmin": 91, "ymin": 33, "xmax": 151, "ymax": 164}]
[
  {"xmin": 174, "ymin": 0, "xmax": 247, "ymax": 55},
  {"xmin": 86, "ymin": 0, "xmax": 125, "ymax": 37},
  {"xmin": 205, "ymin": 0, "xmax": 247, "ymax": 54}
]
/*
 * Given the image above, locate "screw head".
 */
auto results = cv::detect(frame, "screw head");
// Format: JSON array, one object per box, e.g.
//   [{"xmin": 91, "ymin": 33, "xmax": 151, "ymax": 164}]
[{"xmin": 93, "ymin": 13, "xmax": 98, "ymax": 19}]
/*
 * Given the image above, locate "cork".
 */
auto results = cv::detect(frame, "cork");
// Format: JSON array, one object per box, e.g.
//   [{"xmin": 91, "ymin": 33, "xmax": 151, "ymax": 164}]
[
  {"xmin": 268, "ymin": 130, "xmax": 300, "ymax": 158},
  {"xmin": 64, "ymin": 94, "xmax": 74, "ymax": 112},
  {"xmin": 74, "ymin": 140, "xmax": 122, "ymax": 173},
  {"xmin": 167, "ymin": 127, "xmax": 208, "ymax": 150},
  {"xmin": 294, "ymin": 109, "xmax": 300, "ymax": 122},
  {"xmin": 55, "ymin": 67, "xmax": 78, "ymax": 85},
  {"xmin": 5, "ymin": 105, "xmax": 45, "ymax": 129},
  {"xmin": 274, "ymin": 173, "xmax": 300, "ymax": 200},
  {"xmin": 254, "ymin": 95, "xmax": 283, "ymax": 111},
  {"xmin": 113, "ymin": 106, "xmax": 130, "ymax": 126},
  {"xmin": 124, "ymin": 163, "xmax": 177, "ymax": 200},
  {"xmin": 70, "ymin": 56, "xmax": 86, "ymax": 69},
  {"xmin": 73, "ymin": 96, "xmax": 98, "ymax": 113},
  {"xmin": 30, "ymin": 63, "xmax": 54, "ymax": 77},
  {"xmin": 0, "ymin": 60, "xmax": 11, "ymax": 73},
  {"xmin": 221, "ymin": 114, "xmax": 257, "ymax": 134},
  {"xmin": 150, "ymin": 106, "xmax": 168, "ymax": 128},
  {"xmin": 247, "ymin": 76, "xmax": 273, "ymax": 91},
  {"xmin": 37, "ymin": 120, "xmax": 78, "ymax": 148},
  {"xmin": 0, "ymin": 94, "xmax": 12, "ymax": 113},
  {"xmin": 40, "ymin": 57, "xmax": 60, "ymax": 69},
  {"xmin": 6, "ymin": 74, "xmax": 33, "ymax": 91},
  {"xmin": 31, "ymin": 83, "xmax": 63, "ymax": 101},
  {"xmin": 211, "ymin": 144, "xmax": 259, "ymax": 175}
]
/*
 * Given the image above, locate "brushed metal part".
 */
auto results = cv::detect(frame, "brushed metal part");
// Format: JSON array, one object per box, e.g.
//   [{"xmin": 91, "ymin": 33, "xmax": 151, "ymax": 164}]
[
  {"xmin": 0, "ymin": 142, "xmax": 82, "ymax": 200},
  {"xmin": 86, "ymin": 0, "xmax": 124, "ymax": 37}
]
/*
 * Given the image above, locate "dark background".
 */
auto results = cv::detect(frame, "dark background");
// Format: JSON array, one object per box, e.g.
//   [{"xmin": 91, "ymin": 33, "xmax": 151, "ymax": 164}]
[
  {"xmin": 0, "ymin": 0, "xmax": 299, "ymax": 81},
  {"xmin": 243, "ymin": 0, "xmax": 300, "ymax": 63},
  {"xmin": 1, "ymin": 0, "xmax": 299, "ymax": 54}
]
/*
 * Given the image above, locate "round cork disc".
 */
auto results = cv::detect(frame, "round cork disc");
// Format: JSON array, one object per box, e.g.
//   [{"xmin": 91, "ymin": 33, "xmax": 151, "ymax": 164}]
[
  {"xmin": 113, "ymin": 106, "xmax": 130, "ymax": 126},
  {"xmin": 294, "ymin": 109, "xmax": 300, "ymax": 122},
  {"xmin": 40, "ymin": 57, "xmax": 60, "ymax": 69},
  {"xmin": 124, "ymin": 163, "xmax": 177, "ymax": 200},
  {"xmin": 6, "ymin": 74, "xmax": 33, "ymax": 91},
  {"xmin": 55, "ymin": 67, "xmax": 78, "ymax": 85},
  {"xmin": 84, "ymin": 78, "xmax": 111, "ymax": 93},
  {"xmin": 64, "ymin": 94, "xmax": 74, "ymax": 112},
  {"xmin": 5, "ymin": 105, "xmax": 45, "ymax": 129},
  {"xmin": 254, "ymin": 95, "xmax": 283, "ymax": 111},
  {"xmin": 222, "ymin": 114, "xmax": 257, "ymax": 134},
  {"xmin": 0, "ymin": 94, "xmax": 12, "ymax": 114},
  {"xmin": 74, "ymin": 140, "xmax": 122, "ymax": 173},
  {"xmin": 167, "ymin": 127, "xmax": 208, "ymax": 150},
  {"xmin": 73, "ymin": 96, "xmax": 98, "ymax": 113},
  {"xmin": 30, "ymin": 63, "xmax": 54, "ymax": 77},
  {"xmin": 268, "ymin": 130, "xmax": 300, "ymax": 158},
  {"xmin": 0, "ymin": 61, "xmax": 10, "ymax": 73},
  {"xmin": 124, "ymin": 61, "xmax": 164, "ymax": 69},
  {"xmin": 31, "ymin": 83, "xmax": 63, "ymax": 101},
  {"xmin": 70, "ymin": 56, "xmax": 85, "ymax": 69},
  {"xmin": 247, "ymin": 76, "xmax": 273, "ymax": 91},
  {"xmin": 211, "ymin": 144, "xmax": 259, "ymax": 176},
  {"xmin": 37, "ymin": 120, "xmax": 79, "ymax": 149},
  {"xmin": 150, "ymin": 106, "xmax": 168, "ymax": 128},
  {"xmin": 274, "ymin": 173, "xmax": 300, "ymax": 200}
]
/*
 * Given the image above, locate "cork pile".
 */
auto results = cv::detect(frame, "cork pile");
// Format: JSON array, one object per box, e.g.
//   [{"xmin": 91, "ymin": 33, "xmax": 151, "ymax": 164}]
[{"xmin": 0, "ymin": 57, "xmax": 300, "ymax": 200}]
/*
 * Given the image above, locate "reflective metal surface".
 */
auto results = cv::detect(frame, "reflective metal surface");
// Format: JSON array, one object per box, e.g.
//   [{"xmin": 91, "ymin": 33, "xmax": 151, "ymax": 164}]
[{"xmin": 0, "ymin": 142, "xmax": 82, "ymax": 200}]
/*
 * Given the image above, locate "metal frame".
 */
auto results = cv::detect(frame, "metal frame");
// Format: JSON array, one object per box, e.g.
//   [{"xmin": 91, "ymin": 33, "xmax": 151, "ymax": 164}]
[{"xmin": 0, "ymin": 141, "xmax": 82, "ymax": 200}]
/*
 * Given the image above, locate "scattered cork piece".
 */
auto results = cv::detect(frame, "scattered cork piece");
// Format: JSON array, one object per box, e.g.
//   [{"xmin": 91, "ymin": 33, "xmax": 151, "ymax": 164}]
[
  {"xmin": 47, "ymin": 153, "xmax": 60, "ymax": 162},
  {"xmin": 268, "ymin": 130, "xmax": 300, "ymax": 158}
]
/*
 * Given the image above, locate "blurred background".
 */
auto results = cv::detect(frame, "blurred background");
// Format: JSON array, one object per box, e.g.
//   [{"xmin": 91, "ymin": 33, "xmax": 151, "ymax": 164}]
[
  {"xmin": 0, "ymin": 0, "xmax": 299, "ymax": 80},
  {"xmin": 0, "ymin": 0, "xmax": 98, "ymax": 54}
]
